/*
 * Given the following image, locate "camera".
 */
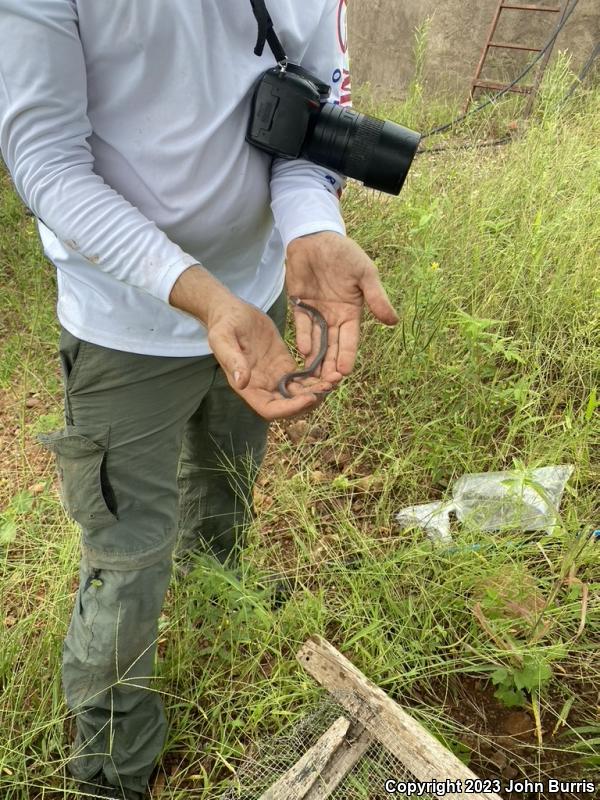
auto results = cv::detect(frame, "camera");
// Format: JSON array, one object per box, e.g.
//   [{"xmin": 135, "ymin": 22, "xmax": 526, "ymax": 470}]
[{"xmin": 247, "ymin": 63, "xmax": 421, "ymax": 196}]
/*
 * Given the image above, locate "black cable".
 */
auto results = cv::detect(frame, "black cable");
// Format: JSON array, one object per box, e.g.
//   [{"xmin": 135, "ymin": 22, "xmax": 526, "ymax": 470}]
[
  {"xmin": 560, "ymin": 41, "xmax": 600, "ymax": 104},
  {"xmin": 422, "ymin": 0, "xmax": 581, "ymax": 138},
  {"xmin": 416, "ymin": 36, "xmax": 598, "ymax": 157},
  {"xmin": 416, "ymin": 136, "xmax": 512, "ymax": 157}
]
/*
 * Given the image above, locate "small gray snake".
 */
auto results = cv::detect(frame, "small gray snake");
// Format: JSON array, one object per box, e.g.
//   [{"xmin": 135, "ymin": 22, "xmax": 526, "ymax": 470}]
[{"xmin": 277, "ymin": 297, "xmax": 329, "ymax": 398}]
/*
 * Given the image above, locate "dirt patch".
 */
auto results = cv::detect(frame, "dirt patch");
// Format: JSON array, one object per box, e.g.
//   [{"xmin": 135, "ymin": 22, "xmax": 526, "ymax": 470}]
[
  {"xmin": 0, "ymin": 384, "xmax": 59, "ymax": 509},
  {"xmin": 438, "ymin": 675, "xmax": 598, "ymax": 799}
]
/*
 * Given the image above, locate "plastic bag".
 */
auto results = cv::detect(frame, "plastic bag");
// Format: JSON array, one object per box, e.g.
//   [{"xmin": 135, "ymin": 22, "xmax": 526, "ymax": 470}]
[
  {"xmin": 452, "ymin": 465, "xmax": 573, "ymax": 533},
  {"xmin": 394, "ymin": 501, "xmax": 453, "ymax": 544},
  {"xmin": 395, "ymin": 465, "xmax": 573, "ymax": 543}
]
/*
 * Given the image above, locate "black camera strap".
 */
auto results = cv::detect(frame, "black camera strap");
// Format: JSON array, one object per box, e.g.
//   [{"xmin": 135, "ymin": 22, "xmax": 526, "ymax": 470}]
[{"xmin": 248, "ymin": 0, "xmax": 287, "ymax": 65}]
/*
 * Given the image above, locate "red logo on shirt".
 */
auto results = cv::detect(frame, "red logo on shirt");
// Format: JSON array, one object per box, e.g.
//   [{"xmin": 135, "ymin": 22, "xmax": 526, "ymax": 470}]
[
  {"xmin": 340, "ymin": 68, "xmax": 352, "ymax": 106},
  {"xmin": 337, "ymin": 0, "xmax": 348, "ymax": 54}
]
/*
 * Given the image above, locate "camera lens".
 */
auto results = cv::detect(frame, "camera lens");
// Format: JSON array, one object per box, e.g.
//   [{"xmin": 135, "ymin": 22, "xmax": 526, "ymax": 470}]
[{"xmin": 304, "ymin": 105, "xmax": 421, "ymax": 195}]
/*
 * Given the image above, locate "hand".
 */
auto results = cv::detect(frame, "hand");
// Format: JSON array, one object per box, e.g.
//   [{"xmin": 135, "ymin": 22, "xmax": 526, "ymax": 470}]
[
  {"xmin": 285, "ymin": 232, "xmax": 399, "ymax": 383},
  {"xmin": 207, "ymin": 299, "xmax": 333, "ymax": 420},
  {"xmin": 169, "ymin": 265, "xmax": 330, "ymax": 420}
]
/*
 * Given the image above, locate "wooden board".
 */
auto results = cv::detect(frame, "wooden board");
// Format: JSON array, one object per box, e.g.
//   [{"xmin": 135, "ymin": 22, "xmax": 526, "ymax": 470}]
[
  {"xmin": 259, "ymin": 716, "xmax": 350, "ymax": 800},
  {"xmin": 259, "ymin": 716, "xmax": 374, "ymax": 800},
  {"xmin": 297, "ymin": 636, "xmax": 503, "ymax": 800},
  {"xmin": 303, "ymin": 721, "xmax": 373, "ymax": 800}
]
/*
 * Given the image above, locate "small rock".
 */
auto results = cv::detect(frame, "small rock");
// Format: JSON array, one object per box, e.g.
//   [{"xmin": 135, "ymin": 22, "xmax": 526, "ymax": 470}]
[
  {"xmin": 29, "ymin": 483, "xmax": 45, "ymax": 495},
  {"xmin": 306, "ymin": 424, "xmax": 327, "ymax": 442},
  {"xmin": 355, "ymin": 475, "xmax": 384, "ymax": 492},
  {"xmin": 502, "ymin": 711, "xmax": 534, "ymax": 738},
  {"xmin": 337, "ymin": 450, "xmax": 352, "ymax": 468},
  {"xmin": 25, "ymin": 396, "xmax": 42, "ymax": 408},
  {"xmin": 321, "ymin": 446, "xmax": 338, "ymax": 465},
  {"xmin": 488, "ymin": 749, "xmax": 508, "ymax": 770},
  {"xmin": 310, "ymin": 470, "xmax": 327, "ymax": 484},
  {"xmin": 287, "ymin": 420, "xmax": 310, "ymax": 443}
]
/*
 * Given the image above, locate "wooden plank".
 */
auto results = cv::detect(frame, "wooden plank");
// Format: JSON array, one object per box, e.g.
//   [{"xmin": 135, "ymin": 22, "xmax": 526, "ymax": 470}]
[
  {"xmin": 303, "ymin": 721, "xmax": 373, "ymax": 800},
  {"xmin": 297, "ymin": 636, "xmax": 503, "ymax": 800},
  {"xmin": 259, "ymin": 716, "xmax": 351, "ymax": 800}
]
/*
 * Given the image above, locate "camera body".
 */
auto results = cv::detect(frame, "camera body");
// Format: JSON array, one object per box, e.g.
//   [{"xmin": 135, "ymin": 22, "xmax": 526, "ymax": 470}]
[{"xmin": 247, "ymin": 64, "xmax": 421, "ymax": 196}]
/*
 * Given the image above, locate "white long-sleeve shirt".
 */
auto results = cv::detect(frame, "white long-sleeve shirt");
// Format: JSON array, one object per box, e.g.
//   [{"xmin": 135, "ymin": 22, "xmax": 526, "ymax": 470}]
[{"xmin": 0, "ymin": 0, "xmax": 350, "ymax": 355}]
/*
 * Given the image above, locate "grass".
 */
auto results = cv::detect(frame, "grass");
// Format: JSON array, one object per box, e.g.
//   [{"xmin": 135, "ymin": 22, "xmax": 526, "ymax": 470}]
[{"xmin": 1, "ymin": 66, "xmax": 599, "ymax": 798}]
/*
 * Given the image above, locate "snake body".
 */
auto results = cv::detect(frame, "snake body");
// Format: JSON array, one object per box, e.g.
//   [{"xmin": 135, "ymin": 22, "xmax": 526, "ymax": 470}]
[{"xmin": 277, "ymin": 297, "xmax": 329, "ymax": 398}]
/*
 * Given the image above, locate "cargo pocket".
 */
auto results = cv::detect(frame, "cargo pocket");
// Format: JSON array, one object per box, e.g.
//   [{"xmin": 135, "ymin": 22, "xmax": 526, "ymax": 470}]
[{"xmin": 38, "ymin": 426, "xmax": 118, "ymax": 530}]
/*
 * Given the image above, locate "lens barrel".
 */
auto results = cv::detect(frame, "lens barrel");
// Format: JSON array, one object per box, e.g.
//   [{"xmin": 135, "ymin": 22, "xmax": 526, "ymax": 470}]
[{"xmin": 304, "ymin": 104, "xmax": 421, "ymax": 195}]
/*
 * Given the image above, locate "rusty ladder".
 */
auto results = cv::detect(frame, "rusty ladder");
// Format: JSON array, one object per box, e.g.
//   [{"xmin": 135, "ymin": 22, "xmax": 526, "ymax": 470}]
[{"xmin": 464, "ymin": 1, "xmax": 568, "ymax": 113}]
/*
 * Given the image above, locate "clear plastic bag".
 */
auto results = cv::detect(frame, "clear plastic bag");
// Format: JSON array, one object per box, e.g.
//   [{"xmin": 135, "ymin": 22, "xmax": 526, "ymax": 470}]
[
  {"xmin": 395, "ymin": 465, "xmax": 573, "ymax": 543},
  {"xmin": 394, "ymin": 501, "xmax": 453, "ymax": 544},
  {"xmin": 452, "ymin": 465, "xmax": 573, "ymax": 533}
]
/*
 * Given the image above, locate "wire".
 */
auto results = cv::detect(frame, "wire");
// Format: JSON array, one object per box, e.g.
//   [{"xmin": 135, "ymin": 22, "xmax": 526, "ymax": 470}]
[
  {"xmin": 560, "ymin": 40, "xmax": 600, "ymax": 104},
  {"xmin": 415, "ymin": 136, "xmax": 512, "ymax": 157},
  {"xmin": 422, "ymin": 0, "xmax": 581, "ymax": 138},
  {"xmin": 415, "ymin": 36, "xmax": 599, "ymax": 157}
]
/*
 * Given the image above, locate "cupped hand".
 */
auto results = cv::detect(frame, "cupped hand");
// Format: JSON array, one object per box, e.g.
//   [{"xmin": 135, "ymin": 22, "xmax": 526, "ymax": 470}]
[
  {"xmin": 207, "ymin": 298, "xmax": 331, "ymax": 421},
  {"xmin": 285, "ymin": 232, "xmax": 399, "ymax": 384}
]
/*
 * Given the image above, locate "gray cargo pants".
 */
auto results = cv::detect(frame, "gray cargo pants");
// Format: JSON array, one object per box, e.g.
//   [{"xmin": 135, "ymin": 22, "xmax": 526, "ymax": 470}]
[{"xmin": 39, "ymin": 291, "xmax": 287, "ymax": 794}]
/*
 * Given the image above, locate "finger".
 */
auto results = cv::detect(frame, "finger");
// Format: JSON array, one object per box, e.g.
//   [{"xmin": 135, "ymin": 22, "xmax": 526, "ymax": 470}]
[
  {"xmin": 337, "ymin": 316, "xmax": 361, "ymax": 375},
  {"xmin": 211, "ymin": 328, "xmax": 252, "ymax": 389},
  {"xmin": 284, "ymin": 375, "xmax": 332, "ymax": 397},
  {"xmin": 361, "ymin": 269, "xmax": 399, "ymax": 326},
  {"xmin": 246, "ymin": 388, "xmax": 322, "ymax": 421}
]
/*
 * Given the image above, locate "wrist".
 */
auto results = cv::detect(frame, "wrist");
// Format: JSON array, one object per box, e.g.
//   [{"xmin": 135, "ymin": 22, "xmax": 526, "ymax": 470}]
[
  {"xmin": 287, "ymin": 229, "xmax": 345, "ymax": 252},
  {"xmin": 169, "ymin": 264, "xmax": 235, "ymax": 326},
  {"xmin": 287, "ymin": 230, "xmax": 346, "ymax": 260}
]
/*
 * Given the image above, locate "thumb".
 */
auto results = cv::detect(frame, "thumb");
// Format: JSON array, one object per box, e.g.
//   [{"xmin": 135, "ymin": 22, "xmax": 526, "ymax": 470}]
[
  {"xmin": 360, "ymin": 268, "xmax": 399, "ymax": 326},
  {"xmin": 210, "ymin": 328, "xmax": 251, "ymax": 390}
]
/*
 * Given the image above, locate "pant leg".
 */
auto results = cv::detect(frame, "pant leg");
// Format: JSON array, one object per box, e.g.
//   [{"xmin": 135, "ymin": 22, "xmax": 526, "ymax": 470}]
[
  {"xmin": 65, "ymin": 555, "xmax": 173, "ymax": 793},
  {"xmin": 40, "ymin": 332, "xmax": 219, "ymax": 792},
  {"xmin": 176, "ymin": 290, "xmax": 287, "ymax": 567}
]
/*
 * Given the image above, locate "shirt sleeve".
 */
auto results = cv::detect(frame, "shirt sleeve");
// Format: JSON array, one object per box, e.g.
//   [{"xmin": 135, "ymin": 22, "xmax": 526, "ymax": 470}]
[
  {"xmin": 269, "ymin": 0, "xmax": 351, "ymax": 249},
  {"xmin": 0, "ymin": 0, "xmax": 198, "ymax": 303}
]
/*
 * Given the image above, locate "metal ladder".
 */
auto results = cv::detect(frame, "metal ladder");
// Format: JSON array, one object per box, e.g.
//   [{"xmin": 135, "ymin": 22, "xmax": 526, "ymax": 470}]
[{"xmin": 464, "ymin": 1, "xmax": 568, "ymax": 112}]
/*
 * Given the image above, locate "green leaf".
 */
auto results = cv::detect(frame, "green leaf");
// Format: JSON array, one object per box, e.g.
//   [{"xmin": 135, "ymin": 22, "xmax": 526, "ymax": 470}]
[
  {"xmin": 494, "ymin": 686, "xmax": 526, "ymax": 708},
  {"xmin": 10, "ymin": 490, "xmax": 34, "ymax": 515},
  {"xmin": 30, "ymin": 411, "xmax": 63, "ymax": 435},
  {"xmin": 513, "ymin": 660, "xmax": 552, "ymax": 691},
  {"xmin": 582, "ymin": 756, "xmax": 600, "ymax": 767},
  {"xmin": 584, "ymin": 388, "xmax": 598, "ymax": 422},
  {"xmin": 0, "ymin": 520, "xmax": 17, "ymax": 545},
  {"xmin": 490, "ymin": 667, "xmax": 509, "ymax": 686},
  {"xmin": 332, "ymin": 476, "xmax": 351, "ymax": 490}
]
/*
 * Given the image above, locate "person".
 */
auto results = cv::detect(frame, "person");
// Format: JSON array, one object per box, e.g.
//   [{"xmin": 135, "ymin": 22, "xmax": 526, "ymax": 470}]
[{"xmin": 0, "ymin": 1, "xmax": 399, "ymax": 797}]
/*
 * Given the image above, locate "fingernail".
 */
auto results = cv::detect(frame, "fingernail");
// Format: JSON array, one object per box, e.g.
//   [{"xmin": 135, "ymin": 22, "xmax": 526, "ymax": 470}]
[{"xmin": 234, "ymin": 370, "xmax": 241, "ymax": 384}]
